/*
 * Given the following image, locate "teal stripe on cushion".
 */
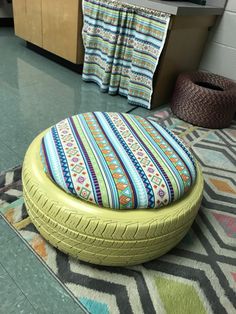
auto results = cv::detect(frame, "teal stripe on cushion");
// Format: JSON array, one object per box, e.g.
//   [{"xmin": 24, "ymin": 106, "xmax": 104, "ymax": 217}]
[
  {"xmin": 119, "ymin": 114, "xmax": 174, "ymax": 203},
  {"xmin": 95, "ymin": 112, "xmax": 147, "ymax": 208},
  {"xmin": 151, "ymin": 121, "xmax": 196, "ymax": 183},
  {"xmin": 43, "ymin": 129, "xmax": 70, "ymax": 193},
  {"xmin": 129, "ymin": 115, "xmax": 184, "ymax": 198},
  {"xmin": 67, "ymin": 117, "xmax": 101, "ymax": 204},
  {"xmin": 78, "ymin": 114, "xmax": 117, "ymax": 209}
]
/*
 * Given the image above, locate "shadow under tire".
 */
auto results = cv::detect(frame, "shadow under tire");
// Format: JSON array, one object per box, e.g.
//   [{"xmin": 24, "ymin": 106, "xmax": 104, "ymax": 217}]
[{"xmin": 22, "ymin": 131, "xmax": 204, "ymax": 266}]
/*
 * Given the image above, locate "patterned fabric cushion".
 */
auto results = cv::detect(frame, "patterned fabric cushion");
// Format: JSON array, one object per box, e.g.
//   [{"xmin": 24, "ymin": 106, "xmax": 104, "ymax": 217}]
[{"xmin": 41, "ymin": 112, "xmax": 196, "ymax": 209}]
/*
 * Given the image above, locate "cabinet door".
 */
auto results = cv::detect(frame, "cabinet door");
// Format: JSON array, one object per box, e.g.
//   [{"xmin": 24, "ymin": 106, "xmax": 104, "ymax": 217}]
[
  {"xmin": 42, "ymin": 0, "xmax": 80, "ymax": 63},
  {"xmin": 12, "ymin": 0, "xmax": 28, "ymax": 40},
  {"xmin": 12, "ymin": 0, "xmax": 42, "ymax": 46},
  {"xmin": 25, "ymin": 0, "xmax": 42, "ymax": 46}
]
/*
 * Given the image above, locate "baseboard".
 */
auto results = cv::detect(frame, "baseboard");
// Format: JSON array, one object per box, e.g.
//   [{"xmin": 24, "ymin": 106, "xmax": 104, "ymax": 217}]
[
  {"xmin": 0, "ymin": 18, "xmax": 14, "ymax": 27},
  {"xmin": 26, "ymin": 42, "xmax": 83, "ymax": 74}
]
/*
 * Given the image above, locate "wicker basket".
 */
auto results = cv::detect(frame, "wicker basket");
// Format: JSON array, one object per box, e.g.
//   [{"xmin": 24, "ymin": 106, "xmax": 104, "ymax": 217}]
[{"xmin": 171, "ymin": 71, "xmax": 236, "ymax": 128}]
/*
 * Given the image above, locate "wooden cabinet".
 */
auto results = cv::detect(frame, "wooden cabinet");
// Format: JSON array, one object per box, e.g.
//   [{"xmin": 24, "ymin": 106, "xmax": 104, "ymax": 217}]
[
  {"xmin": 12, "ymin": 0, "xmax": 27, "ymax": 40},
  {"xmin": 27, "ymin": 0, "xmax": 43, "ymax": 46},
  {"xmin": 42, "ymin": 0, "xmax": 83, "ymax": 63},
  {"xmin": 12, "ymin": 0, "xmax": 83, "ymax": 64},
  {"xmin": 13, "ymin": 0, "xmax": 42, "ymax": 46}
]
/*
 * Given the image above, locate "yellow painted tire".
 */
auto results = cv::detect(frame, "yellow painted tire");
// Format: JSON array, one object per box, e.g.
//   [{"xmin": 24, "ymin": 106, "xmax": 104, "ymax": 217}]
[{"xmin": 22, "ymin": 131, "xmax": 204, "ymax": 266}]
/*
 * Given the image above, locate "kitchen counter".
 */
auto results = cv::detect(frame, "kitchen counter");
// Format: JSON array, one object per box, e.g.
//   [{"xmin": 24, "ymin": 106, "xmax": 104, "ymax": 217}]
[{"xmin": 118, "ymin": 0, "xmax": 224, "ymax": 16}]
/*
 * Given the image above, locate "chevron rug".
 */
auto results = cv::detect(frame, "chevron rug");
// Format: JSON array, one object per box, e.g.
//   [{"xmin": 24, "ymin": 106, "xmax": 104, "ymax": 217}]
[{"xmin": 0, "ymin": 108, "xmax": 236, "ymax": 314}]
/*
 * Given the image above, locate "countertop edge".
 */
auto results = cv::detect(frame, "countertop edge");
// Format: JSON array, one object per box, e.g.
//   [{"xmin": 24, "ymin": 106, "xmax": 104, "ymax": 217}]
[{"xmin": 117, "ymin": 0, "xmax": 224, "ymax": 16}]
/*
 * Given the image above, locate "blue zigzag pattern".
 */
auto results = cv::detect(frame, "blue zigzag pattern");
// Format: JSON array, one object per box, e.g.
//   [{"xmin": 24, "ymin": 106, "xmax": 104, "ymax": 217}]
[
  {"xmin": 51, "ymin": 127, "xmax": 76, "ymax": 194},
  {"xmin": 121, "ymin": 115, "xmax": 175, "ymax": 202},
  {"xmin": 103, "ymin": 113, "xmax": 155, "ymax": 208}
]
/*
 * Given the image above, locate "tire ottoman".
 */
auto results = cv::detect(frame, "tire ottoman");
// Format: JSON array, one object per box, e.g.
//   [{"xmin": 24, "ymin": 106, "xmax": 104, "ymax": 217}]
[{"xmin": 22, "ymin": 112, "xmax": 204, "ymax": 266}]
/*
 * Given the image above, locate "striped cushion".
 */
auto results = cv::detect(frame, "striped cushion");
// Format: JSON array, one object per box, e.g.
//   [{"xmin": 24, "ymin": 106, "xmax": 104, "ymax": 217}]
[{"xmin": 41, "ymin": 112, "xmax": 196, "ymax": 209}]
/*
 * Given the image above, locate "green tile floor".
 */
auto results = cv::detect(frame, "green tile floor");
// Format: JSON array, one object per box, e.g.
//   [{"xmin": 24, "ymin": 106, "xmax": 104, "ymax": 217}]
[
  {"xmin": 0, "ymin": 216, "xmax": 85, "ymax": 313},
  {"xmin": 0, "ymin": 27, "xmax": 153, "ymax": 172},
  {"xmin": 0, "ymin": 27, "xmax": 157, "ymax": 313}
]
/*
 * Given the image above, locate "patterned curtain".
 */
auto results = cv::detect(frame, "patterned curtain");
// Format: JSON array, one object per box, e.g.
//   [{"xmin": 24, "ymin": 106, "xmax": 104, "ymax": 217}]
[{"xmin": 82, "ymin": 0, "xmax": 170, "ymax": 109}]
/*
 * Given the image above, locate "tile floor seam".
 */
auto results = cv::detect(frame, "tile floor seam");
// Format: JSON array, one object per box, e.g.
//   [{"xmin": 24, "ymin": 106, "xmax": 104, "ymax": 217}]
[
  {"xmin": 0, "ymin": 214, "xmax": 39, "ymax": 312},
  {"xmin": 0, "ymin": 259, "xmax": 40, "ymax": 314},
  {"xmin": 0, "ymin": 140, "xmax": 23, "ymax": 166},
  {"xmin": 0, "ymin": 213, "xmax": 88, "ymax": 314},
  {"xmin": 0, "ymin": 140, "xmax": 20, "ymax": 154},
  {"xmin": 125, "ymin": 105, "xmax": 139, "ymax": 113}
]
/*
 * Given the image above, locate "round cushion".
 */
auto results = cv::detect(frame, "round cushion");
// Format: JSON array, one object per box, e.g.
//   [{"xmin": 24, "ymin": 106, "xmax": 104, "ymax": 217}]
[
  {"xmin": 41, "ymin": 112, "xmax": 196, "ymax": 210},
  {"xmin": 171, "ymin": 71, "xmax": 236, "ymax": 129},
  {"xmin": 22, "ymin": 130, "xmax": 204, "ymax": 266}
]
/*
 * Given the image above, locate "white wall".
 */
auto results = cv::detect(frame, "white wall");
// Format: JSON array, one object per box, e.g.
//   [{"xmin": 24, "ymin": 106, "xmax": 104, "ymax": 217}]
[
  {"xmin": 0, "ymin": 0, "xmax": 13, "ymax": 18},
  {"xmin": 206, "ymin": 0, "xmax": 226, "ymax": 8},
  {"xmin": 200, "ymin": 0, "xmax": 236, "ymax": 81}
]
